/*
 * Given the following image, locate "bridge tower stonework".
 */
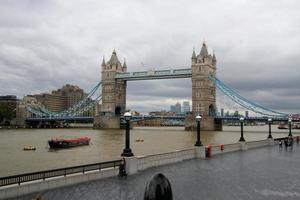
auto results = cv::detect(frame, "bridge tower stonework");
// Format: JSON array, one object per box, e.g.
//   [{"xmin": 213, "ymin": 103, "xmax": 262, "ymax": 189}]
[
  {"xmin": 185, "ymin": 42, "xmax": 222, "ymax": 131},
  {"xmin": 94, "ymin": 50, "xmax": 127, "ymax": 128}
]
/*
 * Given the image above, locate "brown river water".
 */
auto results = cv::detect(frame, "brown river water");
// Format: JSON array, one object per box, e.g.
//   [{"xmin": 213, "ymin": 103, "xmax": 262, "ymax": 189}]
[{"xmin": 0, "ymin": 125, "xmax": 299, "ymax": 177}]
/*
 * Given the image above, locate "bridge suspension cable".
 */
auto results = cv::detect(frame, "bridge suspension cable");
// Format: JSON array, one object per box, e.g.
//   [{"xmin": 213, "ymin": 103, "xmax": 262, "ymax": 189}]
[
  {"xmin": 209, "ymin": 76, "xmax": 288, "ymax": 117},
  {"xmin": 26, "ymin": 82, "xmax": 102, "ymax": 118}
]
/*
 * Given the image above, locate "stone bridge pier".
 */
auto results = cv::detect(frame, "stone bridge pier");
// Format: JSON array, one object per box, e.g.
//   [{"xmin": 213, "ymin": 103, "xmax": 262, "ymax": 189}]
[
  {"xmin": 94, "ymin": 50, "xmax": 127, "ymax": 129},
  {"xmin": 185, "ymin": 42, "xmax": 222, "ymax": 131}
]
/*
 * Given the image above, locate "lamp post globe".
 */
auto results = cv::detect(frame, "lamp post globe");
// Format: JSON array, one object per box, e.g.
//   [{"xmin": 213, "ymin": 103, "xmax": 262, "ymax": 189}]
[
  {"xmin": 196, "ymin": 115, "xmax": 202, "ymax": 122},
  {"xmin": 121, "ymin": 112, "xmax": 134, "ymax": 157},
  {"xmin": 195, "ymin": 115, "xmax": 203, "ymax": 146},
  {"xmin": 268, "ymin": 118, "xmax": 272, "ymax": 139},
  {"xmin": 288, "ymin": 118, "xmax": 292, "ymax": 137},
  {"xmin": 124, "ymin": 112, "xmax": 132, "ymax": 121},
  {"xmin": 239, "ymin": 117, "xmax": 245, "ymax": 142}
]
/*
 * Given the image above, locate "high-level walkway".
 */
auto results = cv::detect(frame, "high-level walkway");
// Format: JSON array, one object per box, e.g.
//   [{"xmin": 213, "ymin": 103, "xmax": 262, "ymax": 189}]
[{"xmin": 17, "ymin": 145, "xmax": 300, "ymax": 200}]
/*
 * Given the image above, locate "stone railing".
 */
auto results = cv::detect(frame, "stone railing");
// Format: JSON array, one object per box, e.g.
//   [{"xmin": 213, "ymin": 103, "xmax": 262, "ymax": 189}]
[
  {"xmin": 210, "ymin": 143, "xmax": 241, "ymax": 155},
  {"xmin": 246, "ymin": 139, "xmax": 270, "ymax": 149},
  {"xmin": 137, "ymin": 148, "xmax": 196, "ymax": 171}
]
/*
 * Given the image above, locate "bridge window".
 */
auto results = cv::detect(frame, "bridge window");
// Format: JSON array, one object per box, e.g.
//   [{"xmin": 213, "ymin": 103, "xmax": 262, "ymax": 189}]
[
  {"xmin": 115, "ymin": 106, "xmax": 121, "ymax": 115},
  {"xmin": 209, "ymin": 104, "xmax": 215, "ymax": 116}
]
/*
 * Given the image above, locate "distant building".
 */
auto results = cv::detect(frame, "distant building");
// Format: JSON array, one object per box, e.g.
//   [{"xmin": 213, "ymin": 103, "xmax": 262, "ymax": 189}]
[
  {"xmin": 175, "ymin": 102, "xmax": 181, "ymax": 114},
  {"xmin": 32, "ymin": 84, "xmax": 88, "ymax": 114},
  {"xmin": 221, "ymin": 108, "xmax": 224, "ymax": 117},
  {"xmin": 245, "ymin": 111, "xmax": 249, "ymax": 118},
  {"xmin": 149, "ymin": 110, "xmax": 175, "ymax": 116},
  {"xmin": 16, "ymin": 96, "xmax": 41, "ymax": 127},
  {"xmin": 225, "ymin": 111, "xmax": 230, "ymax": 117},
  {"xmin": 170, "ymin": 105, "xmax": 176, "ymax": 113},
  {"xmin": 183, "ymin": 101, "xmax": 190, "ymax": 113},
  {"xmin": 233, "ymin": 110, "xmax": 239, "ymax": 117},
  {"xmin": 131, "ymin": 110, "xmax": 140, "ymax": 116}
]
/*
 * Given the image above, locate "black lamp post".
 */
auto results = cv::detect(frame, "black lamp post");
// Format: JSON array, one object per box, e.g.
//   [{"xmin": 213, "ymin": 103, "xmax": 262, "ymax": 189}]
[
  {"xmin": 121, "ymin": 112, "xmax": 134, "ymax": 157},
  {"xmin": 288, "ymin": 118, "xmax": 292, "ymax": 137},
  {"xmin": 268, "ymin": 118, "xmax": 273, "ymax": 139},
  {"xmin": 195, "ymin": 115, "xmax": 202, "ymax": 146},
  {"xmin": 239, "ymin": 117, "xmax": 245, "ymax": 142}
]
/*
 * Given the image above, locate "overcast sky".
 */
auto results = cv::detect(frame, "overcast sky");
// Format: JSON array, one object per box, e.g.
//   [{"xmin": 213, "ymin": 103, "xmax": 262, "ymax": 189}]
[{"xmin": 0, "ymin": 0, "xmax": 300, "ymax": 114}]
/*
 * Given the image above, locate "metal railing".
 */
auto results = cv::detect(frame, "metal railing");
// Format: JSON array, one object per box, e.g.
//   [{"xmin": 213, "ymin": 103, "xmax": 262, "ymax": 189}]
[{"xmin": 0, "ymin": 159, "xmax": 122, "ymax": 187}]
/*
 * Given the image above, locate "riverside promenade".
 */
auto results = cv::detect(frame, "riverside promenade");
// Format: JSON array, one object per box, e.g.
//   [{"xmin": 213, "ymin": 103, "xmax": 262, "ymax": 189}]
[{"xmin": 9, "ymin": 141, "xmax": 300, "ymax": 200}]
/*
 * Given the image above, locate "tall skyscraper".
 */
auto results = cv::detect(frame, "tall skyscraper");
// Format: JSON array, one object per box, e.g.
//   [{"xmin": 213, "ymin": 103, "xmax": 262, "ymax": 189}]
[
  {"xmin": 170, "ymin": 105, "xmax": 176, "ymax": 113},
  {"xmin": 175, "ymin": 102, "xmax": 181, "ymax": 114},
  {"xmin": 245, "ymin": 111, "xmax": 249, "ymax": 118},
  {"xmin": 221, "ymin": 108, "xmax": 224, "ymax": 117},
  {"xmin": 183, "ymin": 101, "xmax": 190, "ymax": 113}
]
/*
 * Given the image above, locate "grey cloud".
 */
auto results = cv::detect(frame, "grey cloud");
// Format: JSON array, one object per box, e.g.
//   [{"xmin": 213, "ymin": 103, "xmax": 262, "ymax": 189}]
[{"xmin": 0, "ymin": 0, "xmax": 300, "ymax": 114}]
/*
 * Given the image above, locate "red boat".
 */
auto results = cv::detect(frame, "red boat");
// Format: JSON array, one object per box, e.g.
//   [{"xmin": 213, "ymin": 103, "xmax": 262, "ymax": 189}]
[
  {"xmin": 48, "ymin": 137, "xmax": 90, "ymax": 149},
  {"xmin": 278, "ymin": 124, "xmax": 288, "ymax": 129}
]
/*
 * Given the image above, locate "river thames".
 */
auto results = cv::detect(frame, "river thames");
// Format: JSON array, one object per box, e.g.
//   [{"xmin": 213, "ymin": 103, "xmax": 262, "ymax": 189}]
[{"xmin": 0, "ymin": 126, "xmax": 299, "ymax": 177}]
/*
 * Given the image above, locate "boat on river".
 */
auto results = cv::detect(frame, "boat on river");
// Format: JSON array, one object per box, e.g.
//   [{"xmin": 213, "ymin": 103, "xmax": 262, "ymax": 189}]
[
  {"xmin": 278, "ymin": 122, "xmax": 300, "ymax": 130},
  {"xmin": 48, "ymin": 137, "xmax": 90, "ymax": 149},
  {"xmin": 23, "ymin": 146, "xmax": 36, "ymax": 151},
  {"xmin": 278, "ymin": 124, "xmax": 288, "ymax": 129}
]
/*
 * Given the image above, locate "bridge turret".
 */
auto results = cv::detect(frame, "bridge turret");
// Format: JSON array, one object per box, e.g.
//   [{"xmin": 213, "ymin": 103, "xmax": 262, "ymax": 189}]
[
  {"xmin": 191, "ymin": 48, "xmax": 197, "ymax": 64},
  {"xmin": 199, "ymin": 42, "xmax": 209, "ymax": 57},
  {"xmin": 197, "ymin": 42, "xmax": 214, "ymax": 65},
  {"xmin": 107, "ymin": 50, "xmax": 123, "ymax": 71},
  {"xmin": 212, "ymin": 51, "xmax": 217, "ymax": 67},
  {"xmin": 122, "ymin": 59, "xmax": 127, "ymax": 72},
  {"xmin": 101, "ymin": 56, "xmax": 106, "ymax": 70}
]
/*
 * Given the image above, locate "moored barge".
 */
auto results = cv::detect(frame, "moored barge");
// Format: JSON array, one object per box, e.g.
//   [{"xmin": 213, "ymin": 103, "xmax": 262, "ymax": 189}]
[{"xmin": 48, "ymin": 137, "xmax": 90, "ymax": 149}]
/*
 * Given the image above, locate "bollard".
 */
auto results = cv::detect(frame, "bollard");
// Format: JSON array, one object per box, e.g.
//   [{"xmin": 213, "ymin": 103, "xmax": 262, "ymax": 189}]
[
  {"xmin": 144, "ymin": 173, "xmax": 173, "ymax": 200},
  {"xmin": 207, "ymin": 144, "xmax": 212, "ymax": 158},
  {"xmin": 220, "ymin": 144, "xmax": 224, "ymax": 151}
]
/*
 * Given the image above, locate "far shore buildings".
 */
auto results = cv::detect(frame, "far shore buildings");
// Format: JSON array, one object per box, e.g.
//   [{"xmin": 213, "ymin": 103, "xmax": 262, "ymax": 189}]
[
  {"xmin": 170, "ymin": 101, "xmax": 191, "ymax": 114},
  {"xmin": 31, "ymin": 84, "xmax": 87, "ymax": 113}
]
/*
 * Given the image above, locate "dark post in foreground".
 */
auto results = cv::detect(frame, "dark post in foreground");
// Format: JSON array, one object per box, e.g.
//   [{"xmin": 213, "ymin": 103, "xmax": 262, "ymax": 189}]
[
  {"xmin": 121, "ymin": 112, "xmax": 134, "ymax": 157},
  {"xmin": 288, "ymin": 118, "xmax": 292, "ymax": 137},
  {"xmin": 195, "ymin": 115, "xmax": 203, "ymax": 146},
  {"xmin": 268, "ymin": 118, "xmax": 273, "ymax": 139},
  {"xmin": 144, "ymin": 173, "xmax": 173, "ymax": 200},
  {"xmin": 239, "ymin": 117, "xmax": 245, "ymax": 142}
]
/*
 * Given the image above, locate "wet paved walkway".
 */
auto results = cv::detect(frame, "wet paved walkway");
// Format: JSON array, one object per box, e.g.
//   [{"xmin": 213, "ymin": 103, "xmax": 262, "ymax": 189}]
[{"xmin": 17, "ymin": 145, "xmax": 300, "ymax": 200}]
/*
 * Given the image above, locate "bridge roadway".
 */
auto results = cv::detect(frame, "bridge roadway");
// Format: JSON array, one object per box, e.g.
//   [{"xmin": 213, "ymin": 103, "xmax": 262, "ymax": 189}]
[
  {"xmin": 26, "ymin": 115, "xmax": 293, "ymax": 123},
  {"xmin": 18, "ymin": 145, "xmax": 300, "ymax": 200}
]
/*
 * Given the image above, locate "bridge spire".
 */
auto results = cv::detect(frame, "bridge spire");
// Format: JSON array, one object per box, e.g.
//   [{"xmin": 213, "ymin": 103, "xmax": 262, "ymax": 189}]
[
  {"xmin": 212, "ymin": 50, "xmax": 217, "ymax": 66},
  {"xmin": 199, "ymin": 42, "xmax": 209, "ymax": 57},
  {"xmin": 123, "ymin": 58, "xmax": 127, "ymax": 71},
  {"xmin": 192, "ymin": 48, "xmax": 197, "ymax": 64},
  {"xmin": 109, "ymin": 49, "xmax": 120, "ymax": 65},
  {"xmin": 101, "ymin": 56, "xmax": 106, "ymax": 66}
]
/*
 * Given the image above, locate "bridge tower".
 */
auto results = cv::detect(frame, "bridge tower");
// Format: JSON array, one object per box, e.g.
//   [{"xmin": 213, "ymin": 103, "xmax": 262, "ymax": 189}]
[
  {"xmin": 185, "ymin": 42, "xmax": 222, "ymax": 130},
  {"xmin": 94, "ymin": 50, "xmax": 127, "ymax": 128}
]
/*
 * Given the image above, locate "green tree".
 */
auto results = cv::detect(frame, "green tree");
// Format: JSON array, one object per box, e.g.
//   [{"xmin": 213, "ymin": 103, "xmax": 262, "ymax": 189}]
[{"xmin": 0, "ymin": 103, "xmax": 15, "ymax": 124}]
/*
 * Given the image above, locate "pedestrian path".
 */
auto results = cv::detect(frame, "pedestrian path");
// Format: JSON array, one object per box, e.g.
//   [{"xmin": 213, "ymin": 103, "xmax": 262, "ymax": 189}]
[{"xmin": 16, "ymin": 145, "xmax": 300, "ymax": 200}]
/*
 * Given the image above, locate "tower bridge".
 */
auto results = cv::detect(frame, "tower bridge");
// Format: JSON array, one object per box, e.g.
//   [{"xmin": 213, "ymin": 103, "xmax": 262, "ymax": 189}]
[
  {"xmin": 95, "ymin": 43, "xmax": 220, "ymax": 130},
  {"xmin": 24, "ymin": 42, "xmax": 294, "ymax": 129}
]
